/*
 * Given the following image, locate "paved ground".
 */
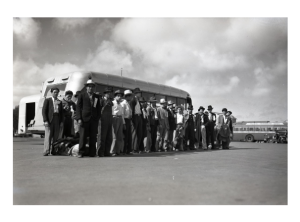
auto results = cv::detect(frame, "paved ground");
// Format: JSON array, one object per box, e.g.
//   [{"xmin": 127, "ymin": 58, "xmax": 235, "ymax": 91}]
[{"xmin": 13, "ymin": 138, "xmax": 287, "ymax": 205}]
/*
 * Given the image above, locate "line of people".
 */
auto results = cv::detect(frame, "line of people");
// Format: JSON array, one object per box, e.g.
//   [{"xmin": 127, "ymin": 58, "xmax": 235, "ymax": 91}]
[{"xmin": 42, "ymin": 79, "xmax": 234, "ymax": 157}]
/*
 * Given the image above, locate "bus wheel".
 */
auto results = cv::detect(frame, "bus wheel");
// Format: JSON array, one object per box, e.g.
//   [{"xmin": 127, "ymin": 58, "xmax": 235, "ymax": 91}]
[{"xmin": 245, "ymin": 134, "xmax": 254, "ymax": 142}]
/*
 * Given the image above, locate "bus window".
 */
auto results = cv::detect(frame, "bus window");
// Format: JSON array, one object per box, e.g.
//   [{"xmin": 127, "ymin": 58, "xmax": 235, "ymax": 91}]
[
  {"xmin": 260, "ymin": 128, "xmax": 265, "ymax": 131},
  {"xmin": 142, "ymin": 92, "xmax": 154, "ymax": 101},
  {"xmin": 177, "ymin": 98, "xmax": 186, "ymax": 107},
  {"xmin": 255, "ymin": 128, "xmax": 260, "ymax": 131},
  {"xmin": 166, "ymin": 96, "xmax": 177, "ymax": 105},
  {"xmin": 249, "ymin": 128, "xmax": 253, "ymax": 131},
  {"xmin": 155, "ymin": 94, "xmax": 166, "ymax": 101},
  {"xmin": 44, "ymin": 83, "xmax": 67, "ymax": 98}
]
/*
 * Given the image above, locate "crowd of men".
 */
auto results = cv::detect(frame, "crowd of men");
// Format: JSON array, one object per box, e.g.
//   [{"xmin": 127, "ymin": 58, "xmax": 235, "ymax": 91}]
[{"xmin": 42, "ymin": 79, "xmax": 234, "ymax": 158}]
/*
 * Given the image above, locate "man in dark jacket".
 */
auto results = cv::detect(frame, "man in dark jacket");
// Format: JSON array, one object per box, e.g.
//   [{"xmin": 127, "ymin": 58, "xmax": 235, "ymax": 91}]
[
  {"xmin": 42, "ymin": 87, "xmax": 63, "ymax": 156},
  {"xmin": 167, "ymin": 100, "xmax": 176, "ymax": 151},
  {"xmin": 206, "ymin": 105, "xmax": 217, "ymax": 149},
  {"xmin": 76, "ymin": 79, "xmax": 101, "ymax": 158},
  {"xmin": 195, "ymin": 106, "xmax": 209, "ymax": 149},
  {"xmin": 97, "ymin": 86, "xmax": 113, "ymax": 157}
]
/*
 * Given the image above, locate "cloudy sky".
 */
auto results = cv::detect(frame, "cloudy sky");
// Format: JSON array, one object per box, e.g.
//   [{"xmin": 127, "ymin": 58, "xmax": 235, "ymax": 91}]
[{"xmin": 13, "ymin": 17, "xmax": 287, "ymax": 122}]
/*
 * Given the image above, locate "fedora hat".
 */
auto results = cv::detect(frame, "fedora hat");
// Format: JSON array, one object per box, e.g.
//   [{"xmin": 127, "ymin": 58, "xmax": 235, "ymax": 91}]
[
  {"xmin": 167, "ymin": 100, "xmax": 174, "ymax": 105},
  {"xmin": 139, "ymin": 97, "xmax": 147, "ymax": 103},
  {"xmin": 207, "ymin": 105, "xmax": 213, "ymax": 110},
  {"xmin": 188, "ymin": 105, "xmax": 193, "ymax": 110},
  {"xmin": 103, "ymin": 86, "xmax": 113, "ymax": 93},
  {"xmin": 228, "ymin": 111, "xmax": 232, "ymax": 114},
  {"xmin": 85, "ymin": 79, "xmax": 96, "ymax": 86},
  {"xmin": 114, "ymin": 89, "xmax": 124, "ymax": 97},
  {"xmin": 160, "ymin": 98, "xmax": 167, "ymax": 104},
  {"xmin": 222, "ymin": 108, "xmax": 227, "ymax": 112},
  {"xmin": 133, "ymin": 88, "xmax": 142, "ymax": 94},
  {"xmin": 198, "ymin": 106, "xmax": 205, "ymax": 111},
  {"xmin": 124, "ymin": 89, "xmax": 133, "ymax": 96},
  {"xmin": 149, "ymin": 96, "xmax": 157, "ymax": 102}
]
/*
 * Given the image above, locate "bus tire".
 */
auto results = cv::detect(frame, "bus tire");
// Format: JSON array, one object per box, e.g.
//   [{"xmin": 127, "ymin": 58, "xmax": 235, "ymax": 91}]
[{"xmin": 245, "ymin": 134, "xmax": 254, "ymax": 142}]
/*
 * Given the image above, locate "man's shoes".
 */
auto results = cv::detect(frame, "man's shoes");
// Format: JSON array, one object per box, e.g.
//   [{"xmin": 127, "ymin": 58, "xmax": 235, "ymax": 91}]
[
  {"xmin": 110, "ymin": 154, "xmax": 116, "ymax": 157},
  {"xmin": 43, "ymin": 153, "xmax": 49, "ymax": 156},
  {"xmin": 77, "ymin": 154, "xmax": 83, "ymax": 158}
]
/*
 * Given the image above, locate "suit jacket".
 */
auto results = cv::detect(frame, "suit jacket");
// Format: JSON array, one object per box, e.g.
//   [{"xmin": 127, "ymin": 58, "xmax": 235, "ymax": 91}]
[
  {"xmin": 207, "ymin": 112, "xmax": 217, "ymax": 125},
  {"xmin": 216, "ymin": 114, "xmax": 233, "ymax": 133},
  {"xmin": 195, "ymin": 113, "xmax": 209, "ymax": 128},
  {"xmin": 76, "ymin": 91, "xmax": 101, "ymax": 122},
  {"xmin": 183, "ymin": 113, "xmax": 195, "ymax": 128},
  {"xmin": 167, "ymin": 109, "xmax": 176, "ymax": 131},
  {"xmin": 128, "ymin": 96, "xmax": 144, "ymax": 124},
  {"xmin": 42, "ymin": 97, "xmax": 63, "ymax": 123}
]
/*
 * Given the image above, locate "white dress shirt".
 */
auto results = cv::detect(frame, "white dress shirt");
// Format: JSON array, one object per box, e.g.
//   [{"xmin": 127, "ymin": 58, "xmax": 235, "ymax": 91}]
[
  {"xmin": 51, "ymin": 97, "xmax": 59, "ymax": 113},
  {"xmin": 112, "ymin": 100, "xmax": 125, "ymax": 124},
  {"xmin": 121, "ymin": 99, "xmax": 132, "ymax": 119}
]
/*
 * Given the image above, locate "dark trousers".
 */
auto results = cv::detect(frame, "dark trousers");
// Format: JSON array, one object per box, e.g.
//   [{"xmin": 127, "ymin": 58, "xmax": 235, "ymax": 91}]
[
  {"xmin": 132, "ymin": 114, "xmax": 143, "ymax": 151},
  {"xmin": 206, "ymin": 123, "xmax": 215, "ymax": 148},
  {"xmin": 123, "ymin": 118, "xmax": 132, "ymax": 154},
  {"xmin": 79, "ymin": 118, "xmax": 98, "ymax": 156},
  {"xmin": 97, "ymin": 115, "xmax": 113, "ymax": 156},
  {"xmin": 185, "ymin": 123, "xmax": 195, "ymax": 149},
  {"xmin": 150, "ymin": 124, "xmax": 157, "ymax": 152}
]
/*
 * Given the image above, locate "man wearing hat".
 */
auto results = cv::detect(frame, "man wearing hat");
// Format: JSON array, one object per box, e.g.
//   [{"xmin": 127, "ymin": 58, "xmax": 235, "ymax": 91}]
[
  {"xmin": 167, "ymin": 100, "xmax": 176, "ymax": 151},
  {"xmin": 195, "ymin": 106, "xmax": 209, "ymax": 149},
  {"xmin": 76, "ymin": 79, "xmax": 101, "ymax": 158},
  {"xmin": 121, "ymin": 90, "xmax": 133, "ymax": 155},
  {"xmin": 97, "ymin": 86, "xmax": 114, "ymax": 157},
  {"xmin": 146, "ymin": 96, "xmax": 158, "ymax": 152},
  {"xmin": 140, "ymin": 97, "xmax": 149, "ymax": 152},
  {"xmin": 183, "ymin": 105, "xmax": 196, "ymax": 150},
  {"xmin": 156, "ymin": 98, "xmax": 170, "ymax": 152},
  {"xmin": 72, "ymin": 91, "xmax": 81, "ymax": 138},
  {"xmin": 130, "ymin": 87, "xmax": 144, "ymax": 153},
  {"xmin": 60, "ymin": 90, "xmax": 76, "ymax": 138},
  {"xmin": 173, "ymin": 105, "xmax": 184, "ymax": 151},
  {"xmin": 110, "ymin": 90, "xmax": 126, "ymax": 156},
  {"xmin": 206, "ymin": 105, "xmax": 217, "ymax": 149},
  {"xmin": 216, "ymin": 108, "xmax": 232, "ymax": 149}
]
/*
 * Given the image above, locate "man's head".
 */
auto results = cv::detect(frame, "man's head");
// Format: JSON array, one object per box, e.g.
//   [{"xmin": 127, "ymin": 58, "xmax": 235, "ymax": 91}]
[
  {"xmin": 114, "ymin": 90, "xmax": 124, "ymax": 102},
  {"xmin": 51, "ymin": 87, "xmax": 60, "ymax": 99},
  {"xmin": 85, "ymin": 79, "xmax": 96, "ymax": 94},
  {"xmin": 160, "ymin": 98, "xmax": 167, "ymax": 108},
  {"xmin": 124, "ymin": 90, "xmax": 133, "ymax": 102},
  {"xmin": 103, "ymin": 87, "xmax": 113, "ymax": 99},
  {"xmin": 222, "ymin": 108, "xmax": 227, "ymax": 115},
  {"xmin": 198, "ymin": 106, "xmax": 205, "ymax": 115},
  {"xmin": 133, "ymin": 88, "xmax": 142, "ymax": 98},
  {"xmin": 149, "ymin": 96, "xmax": 157, "ymax": 107},
  {"xmin": 207, "ymin": 105, "xmax": 213, "ymax": 113},
  {"xmin": 226, "ymin": 111, "xmax": 231, "ymax": 117},
  {"xmin": 177, "ymin": 106, "xmax": 183, "ymax": 114},
  {"xmin": 65, "ymin": 90, "xmax": 73, "ymax": 101},
  {"xmin": 187, "ymin": 106, "xmax": 193, "ymax": 114},
  {"xmin": 167, "ymin": 101, "xmax": 173, "ymax": 109}
]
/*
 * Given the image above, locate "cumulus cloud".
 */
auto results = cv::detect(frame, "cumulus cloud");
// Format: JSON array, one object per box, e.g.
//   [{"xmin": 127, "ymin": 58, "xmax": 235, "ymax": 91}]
[
  {"xmin": 53, "ymin": 18, "xmax": 93, "ymax": 31},
  {"xmin": 13, "ymin": 18, "xmax": 41, "ymax": 48},
  {"xmin": 84, "ymin": 41, "xmax": 133, "ymax": 74},
  {"xmin": 13, "ymin": 57, "xmax": 81, "ymax": 105}
]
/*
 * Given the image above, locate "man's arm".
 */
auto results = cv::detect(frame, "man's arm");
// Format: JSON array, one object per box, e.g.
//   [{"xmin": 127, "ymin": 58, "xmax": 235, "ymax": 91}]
[
  {"xmin": 76, "ymin": 94, "xmax": 83, "ymax": 123},
  {"xmin": 42, "ymin": 98, "xmax": 49, "ymax": 123}
]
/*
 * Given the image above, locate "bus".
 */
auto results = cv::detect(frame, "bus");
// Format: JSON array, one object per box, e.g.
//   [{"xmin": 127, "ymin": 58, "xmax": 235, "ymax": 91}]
[
  {"xmin": 232, "ymin": 121, "xmax": 288, "ymax": 142},
  {"xmin": 18, "ymin": 71, "xmax": 192, "ymax": 136}
]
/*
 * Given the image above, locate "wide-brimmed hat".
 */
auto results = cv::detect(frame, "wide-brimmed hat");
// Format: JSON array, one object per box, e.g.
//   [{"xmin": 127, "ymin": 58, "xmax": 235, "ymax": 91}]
[
  {"xmin": 74, "ymin": 91, "xmax": 81, "ymax": 97},
  {"xmin": 222, "ymin": 108, "xmax": 228, "ymax": 112},
  {"xmin": 139, "ymin": 97, "xmax": 147, "ymax": 103},
  {"xmin": 149, "ymin": 96, "xmax": 157, "ymax": 102},
  {"xmin": 103, "ymin": 86, "xmax": 113, "ymax": 93},
  {"xmin": 124, "ymin": 90, "xmax": 133, "ymax": 96},
  {"xmin": 228, "ymin": 111, "xmax": 232, "ymax": 114},
  {"xmin": 133, "ymin": 88, "xmax": 142, "ymax": 94},
  {"xmin": 114, "ymin": 89, "xmax": 124, "ymax": 97},
  {"xmin": 198, "ymin": 106, "xmax": 205, "ymax": 111},
  {"xmin": 160, "ymin": 98, "xmax": 167, "ymax": 104},
  {"xmin": 167, "ymin": 100, "xmax": 174, "ymax": 105},
  {"xmin": 207, "ymin": 105, "xmax": 213, "ymax": 110},
  {"xmin": 85, "ymin": 79, "xmax": 96, "ymax": 86},
  {"xmin": 188, "ymin": 105, "xmax": 193, "ymax": 110}
]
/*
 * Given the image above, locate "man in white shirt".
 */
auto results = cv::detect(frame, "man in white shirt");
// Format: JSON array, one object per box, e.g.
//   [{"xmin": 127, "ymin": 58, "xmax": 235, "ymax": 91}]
[
  {"xmin": 146, "ymin": 96, "xmax": 158, "ymax": 152},
  {"xmin": 122, "ymin": 90, "xmax": 133, "ymax": 155},
  {"xmin": 174, "ymin": 105, "xmax": 184, "ymax": 151},
  {"xmin": 110, "ymin": 90, "xmax": 126, "ymax": 156}
]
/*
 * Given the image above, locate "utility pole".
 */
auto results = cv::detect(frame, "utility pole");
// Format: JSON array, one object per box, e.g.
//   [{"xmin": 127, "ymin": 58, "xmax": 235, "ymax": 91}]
[{"xmin": 121, "ymin": 68, "xmax": 122, "ymax": 77}]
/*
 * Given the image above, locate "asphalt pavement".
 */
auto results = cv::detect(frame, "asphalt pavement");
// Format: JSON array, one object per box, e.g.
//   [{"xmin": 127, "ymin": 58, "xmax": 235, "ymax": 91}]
[{"xmin": 13, "ymin": 138, "xmax": 287, "ymax": 205}]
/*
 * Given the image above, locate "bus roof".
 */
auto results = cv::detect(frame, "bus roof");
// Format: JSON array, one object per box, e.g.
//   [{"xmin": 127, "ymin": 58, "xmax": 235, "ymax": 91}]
[{"xmin": 44, "ymin": 71, "xmax": 190, "ymax": 99}]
